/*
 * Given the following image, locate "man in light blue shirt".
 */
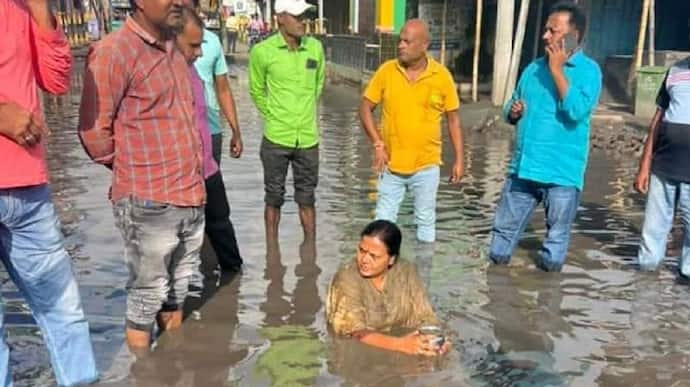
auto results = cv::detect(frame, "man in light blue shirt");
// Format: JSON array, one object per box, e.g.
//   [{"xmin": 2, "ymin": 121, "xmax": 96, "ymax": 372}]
[
  {"xmin": 488, "ymin": 1, "xmax": 602, "ymax": 272},
  {"xmin": 194, "ymin": 28, "xmax": 242, "ymax": 161},
  {"xmin": 190, "ymin": 16, "xmax": 244, "ymax": 273}
]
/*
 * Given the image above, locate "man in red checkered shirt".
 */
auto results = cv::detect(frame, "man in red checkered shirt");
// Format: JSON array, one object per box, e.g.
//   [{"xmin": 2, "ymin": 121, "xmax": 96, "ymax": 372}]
[{"xmin": 78, "ymin": 0, "xmax": 206, "ymax": 352}]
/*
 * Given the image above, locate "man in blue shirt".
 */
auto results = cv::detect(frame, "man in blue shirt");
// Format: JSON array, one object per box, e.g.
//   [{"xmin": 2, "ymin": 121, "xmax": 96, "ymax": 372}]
[
  {"xmin": 188, "ymin": 0, "xmax": 244, "ymax": 273},
  {"xmin": 488, "ymin": 1, "xmax": 602, "ymax": 272}
]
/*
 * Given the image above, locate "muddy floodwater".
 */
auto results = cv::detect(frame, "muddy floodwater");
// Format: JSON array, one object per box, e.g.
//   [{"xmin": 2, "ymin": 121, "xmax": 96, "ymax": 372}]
[{"xmin": 6, "ymin": 60, "xmax": 690, "ymax": 387}]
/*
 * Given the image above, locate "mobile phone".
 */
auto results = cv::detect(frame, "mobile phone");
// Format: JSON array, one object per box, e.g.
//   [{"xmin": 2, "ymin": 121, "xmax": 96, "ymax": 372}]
[{"xmin": 562, "ymin": 33, "xmax": 579, "ymax": 53}]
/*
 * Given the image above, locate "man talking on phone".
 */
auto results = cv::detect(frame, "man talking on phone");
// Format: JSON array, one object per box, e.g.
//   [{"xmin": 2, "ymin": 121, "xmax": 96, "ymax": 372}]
[{"xmin": 488, "ymin": 1, "xmax": 602, "ymax": 272}]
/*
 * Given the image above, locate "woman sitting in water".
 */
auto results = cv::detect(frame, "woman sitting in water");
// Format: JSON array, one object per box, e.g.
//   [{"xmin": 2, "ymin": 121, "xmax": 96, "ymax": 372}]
[{"xmin": 327, "ymin": 220, "xmax": 450, "ymax": 356}]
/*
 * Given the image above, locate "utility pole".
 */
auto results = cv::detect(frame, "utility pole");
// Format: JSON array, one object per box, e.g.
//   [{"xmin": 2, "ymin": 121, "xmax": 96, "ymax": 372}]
[
  {"xmin": 648, "ymin": 0, "xmax": 655, "ymax": 66},
  {"xmin": 630, "ymin": 0, "xmax": 651, "ymax": 86},
  {"xmin": 504, "ymin": 0, "xmax": 530, "ymax": 104},
  {"xmin": 318, "ymin": 0, "xmax": 324, "ymax": 34},
  {"xmin": 491, "ymin": 0, "xmax": 514, "ymax": 106},
  {"xmin": 352, "ymin": 0, "xmax": 360, "ymax": 34},
  {"xmin": 472, "ymin": 0, "xmax": 483, "ymax": 102}
]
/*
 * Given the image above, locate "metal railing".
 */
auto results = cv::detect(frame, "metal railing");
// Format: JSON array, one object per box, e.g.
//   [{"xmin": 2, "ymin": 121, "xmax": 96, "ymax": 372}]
[
  {"xmin": 364, "ymin": 43, "xmax": 381, "ymax": 73},
  {"xmin": 321, "ymin": 33, "xmax": 400, "ymax": 75},
  {"xmin": 323, "ymin": 35, "xmax": 367, "ymax": 72}
]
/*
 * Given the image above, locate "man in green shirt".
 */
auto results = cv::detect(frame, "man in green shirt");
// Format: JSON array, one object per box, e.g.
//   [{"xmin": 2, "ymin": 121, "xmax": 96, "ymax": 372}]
[{"xmin": 249, "ymin": 0, "xmax": 324, "ymax": 249}]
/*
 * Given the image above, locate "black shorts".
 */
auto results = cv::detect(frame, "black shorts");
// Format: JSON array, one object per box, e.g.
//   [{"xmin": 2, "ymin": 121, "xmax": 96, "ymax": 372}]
[{"xmin": 260, "ymin": 137, "xmax": 319, "ymax": 208}]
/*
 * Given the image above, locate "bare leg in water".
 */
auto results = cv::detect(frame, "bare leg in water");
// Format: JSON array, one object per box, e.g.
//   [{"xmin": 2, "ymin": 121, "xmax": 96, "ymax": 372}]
[
  {"xmin": 265, "ymin": 205, "xmax": 282, "ymax": 252},
  {"xmin": 265, "ymin": 204, "xmax": 316, "ymax": 246},
  {"xmin": 298, "ymin": 204, "xmax": 316, "ymax": 246},
  {"xmin": 126, "ymin": 328, "xmax": 152, "ymax": 356},
  {"xmin": 125, "ymin": 308, "xmax": 182, "ymax": 356}
]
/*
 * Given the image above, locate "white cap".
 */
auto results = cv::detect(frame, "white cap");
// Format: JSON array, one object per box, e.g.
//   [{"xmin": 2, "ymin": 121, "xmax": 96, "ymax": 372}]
[{"xmin": 274, "ymin": 0, "xmax": 315, "ymax": 16}]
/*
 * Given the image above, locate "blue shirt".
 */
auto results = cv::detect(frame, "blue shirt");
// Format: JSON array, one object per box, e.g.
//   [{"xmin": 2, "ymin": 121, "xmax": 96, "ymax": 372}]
[
  {"xmin": 505, "ymin": 50, "xmax": 602, "ymax": 190},
  {"xmin": 194, "ymin": 29, "xmax": 229, "ymax": 135}
]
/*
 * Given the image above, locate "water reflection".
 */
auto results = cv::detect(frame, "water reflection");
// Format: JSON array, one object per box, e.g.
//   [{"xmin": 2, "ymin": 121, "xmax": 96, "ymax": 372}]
[
  {"xmin": 255, "ymin": 239, "xmax": 323, "ymax": 386},
  {"xmin": 474, "ymin": 268, "xmax": 568, "ymax": 387},
  {"xmin": 8, "ymin": 62, "xmax": 689, "ymax": 386},
  {"xmin": 601, "ymin": 276, "xmax": 690, "ymax": 386},
  {"xmin": 102, "ymin": 272, "xmax": 245, "ymax": 387},
  {"xmin": 327, "ymin": 337, "xmax": 451, "ymax": 387}
]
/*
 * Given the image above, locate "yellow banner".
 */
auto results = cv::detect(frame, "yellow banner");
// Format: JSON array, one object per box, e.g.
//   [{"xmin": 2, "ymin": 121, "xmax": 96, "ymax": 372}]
[{"xmin": 376, "ymin": 0, "xmax": 394, "ymax": 32}]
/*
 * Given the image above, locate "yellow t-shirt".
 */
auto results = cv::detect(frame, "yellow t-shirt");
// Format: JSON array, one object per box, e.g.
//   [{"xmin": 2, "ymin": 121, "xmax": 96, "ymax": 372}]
[
  {"xmin": 227, "ymin": 15, "xmax": 239, "ymax": 31},
  {"xmin": 363, "ymin": 58, "xmax": 460, "ymax": 174},
  {"xmin": 238, "ymin": 16, "xmax": 249, "ymax": 30}
]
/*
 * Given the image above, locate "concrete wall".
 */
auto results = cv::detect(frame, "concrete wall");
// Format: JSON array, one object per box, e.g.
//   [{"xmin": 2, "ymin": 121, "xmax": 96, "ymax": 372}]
[{"xmin": 583, "ymin": 0, "xmax": 690, "ymax": 64}]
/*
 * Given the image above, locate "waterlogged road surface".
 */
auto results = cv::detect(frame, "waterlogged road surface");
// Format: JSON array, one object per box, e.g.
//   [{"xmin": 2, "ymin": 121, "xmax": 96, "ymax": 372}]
[{"xmin": 6, "ymin": 59, "xmax": 690, "ymax": 387}]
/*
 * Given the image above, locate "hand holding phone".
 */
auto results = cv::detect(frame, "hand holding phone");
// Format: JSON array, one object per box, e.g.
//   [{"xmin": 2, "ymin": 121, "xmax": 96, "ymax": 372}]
[
  {"xmin": 546, "ymin": 35, "xmax": 571, "ymax": 71},
  {"xmin": 562, "ymin": 33, "xmax": 579, "ymax": 54}
]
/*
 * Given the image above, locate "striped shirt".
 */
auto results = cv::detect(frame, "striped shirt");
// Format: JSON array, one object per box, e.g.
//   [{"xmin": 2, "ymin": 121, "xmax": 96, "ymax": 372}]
[
  {"xmin": 653, "ymin": 58, "xmax": 690, "ymax": 182},
  {"xmin": 657, "ymin": 57, "xmax": 690, "ymax": 125},
  {"xmin": 78, "ymin": 17, "xmax": 205, "ymax": 206}
]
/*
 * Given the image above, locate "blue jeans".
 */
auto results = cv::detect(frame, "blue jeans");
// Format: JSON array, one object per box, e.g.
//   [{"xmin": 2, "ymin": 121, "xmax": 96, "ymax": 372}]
[
  {"xmin": 375, "ymin": 166, "xmax": 440, "ymax": 242},
  {"xmin": 0, "ymin": 185, "xmax": 97, "ymax": 386},
  {"xmin": 489, "ymin": 176, "xmax": 581, "ymax": 272},
  {"xmin": 638, "ymin": 173, "xmax": 690, "ymax": 275}
]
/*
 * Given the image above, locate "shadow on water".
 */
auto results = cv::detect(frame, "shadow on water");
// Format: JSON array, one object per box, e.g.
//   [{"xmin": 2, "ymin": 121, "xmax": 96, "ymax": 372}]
[
  {"xmin": 249, "ymin": 239, "xmax": 324, "ymax": 387},
  {"xmin": 470, "ymin": 267, "xmax": 569, "ymax": 387},
  {"xmin": 7, "ymin": 61, "xmax": 690, "ymax": 386},
  {"xmin": 100, "ymin": 269, "xmax": 246, "ymax": 387}
]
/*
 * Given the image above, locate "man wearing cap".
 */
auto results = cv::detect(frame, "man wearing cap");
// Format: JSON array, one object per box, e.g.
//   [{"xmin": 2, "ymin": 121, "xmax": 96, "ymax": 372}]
[{"xmin": 249, "ymin": 0, "xmax": 324, "ymax": 250}]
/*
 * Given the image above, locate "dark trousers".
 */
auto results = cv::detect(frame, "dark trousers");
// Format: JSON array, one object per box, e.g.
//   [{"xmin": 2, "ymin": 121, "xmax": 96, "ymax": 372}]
[
  {"xmin": 226, "ymin": 30, "xmax": 238, "ymax": 53},
  {"xmin": 205, "ymin": 134, "xmax": 243, "ymax": 271},
  {"xmin": 212, "ymin": 133, "xmax": 223, "ymax": 166}
]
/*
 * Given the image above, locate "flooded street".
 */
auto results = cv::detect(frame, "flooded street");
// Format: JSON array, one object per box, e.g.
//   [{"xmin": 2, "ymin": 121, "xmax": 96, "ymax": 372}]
[{"xmin": 7, "ymin": 59, "xmax": 690, "ymax": 386}]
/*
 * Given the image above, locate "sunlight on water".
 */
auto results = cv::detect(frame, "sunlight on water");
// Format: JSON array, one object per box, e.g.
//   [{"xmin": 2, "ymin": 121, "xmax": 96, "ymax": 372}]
[{"xmin": 5, "ymin": 61, "xmax": 690, "ymax": 386}]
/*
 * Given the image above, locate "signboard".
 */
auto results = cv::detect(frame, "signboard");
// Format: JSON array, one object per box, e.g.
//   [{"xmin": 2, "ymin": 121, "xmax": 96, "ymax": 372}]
[
  {"xmin": 233, "ymin": 0, "xmax": 246, "ymax": 12},
  {"xmin": 224, "ymin": 0, "xmax": 254, "ymax": 14}
]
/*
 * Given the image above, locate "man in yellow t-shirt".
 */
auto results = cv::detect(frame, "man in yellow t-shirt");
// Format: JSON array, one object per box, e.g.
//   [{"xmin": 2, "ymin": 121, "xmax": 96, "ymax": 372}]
[
  {"xmin": 359, "ymin": 19, "xmax": 465, "ymax": 243},
  {"xmin": 238, "ymin": 14, "xmax": 249, "ymax": 43},
  {"xmin": 226, "ymin": 11, "xmax": 239, "ymax": 53}
]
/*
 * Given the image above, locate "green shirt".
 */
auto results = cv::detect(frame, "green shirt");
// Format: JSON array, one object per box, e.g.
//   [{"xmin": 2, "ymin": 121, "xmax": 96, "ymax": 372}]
[{"xmin": 249, "ymin": 33, "xmax": 325, "ymax": 148}]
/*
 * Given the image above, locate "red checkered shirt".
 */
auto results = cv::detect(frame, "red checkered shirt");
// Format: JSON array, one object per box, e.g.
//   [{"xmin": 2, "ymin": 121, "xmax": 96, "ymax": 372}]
[{"xmin": 78, "ymin": 17, "xmax": 205, "ymax": 207}]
